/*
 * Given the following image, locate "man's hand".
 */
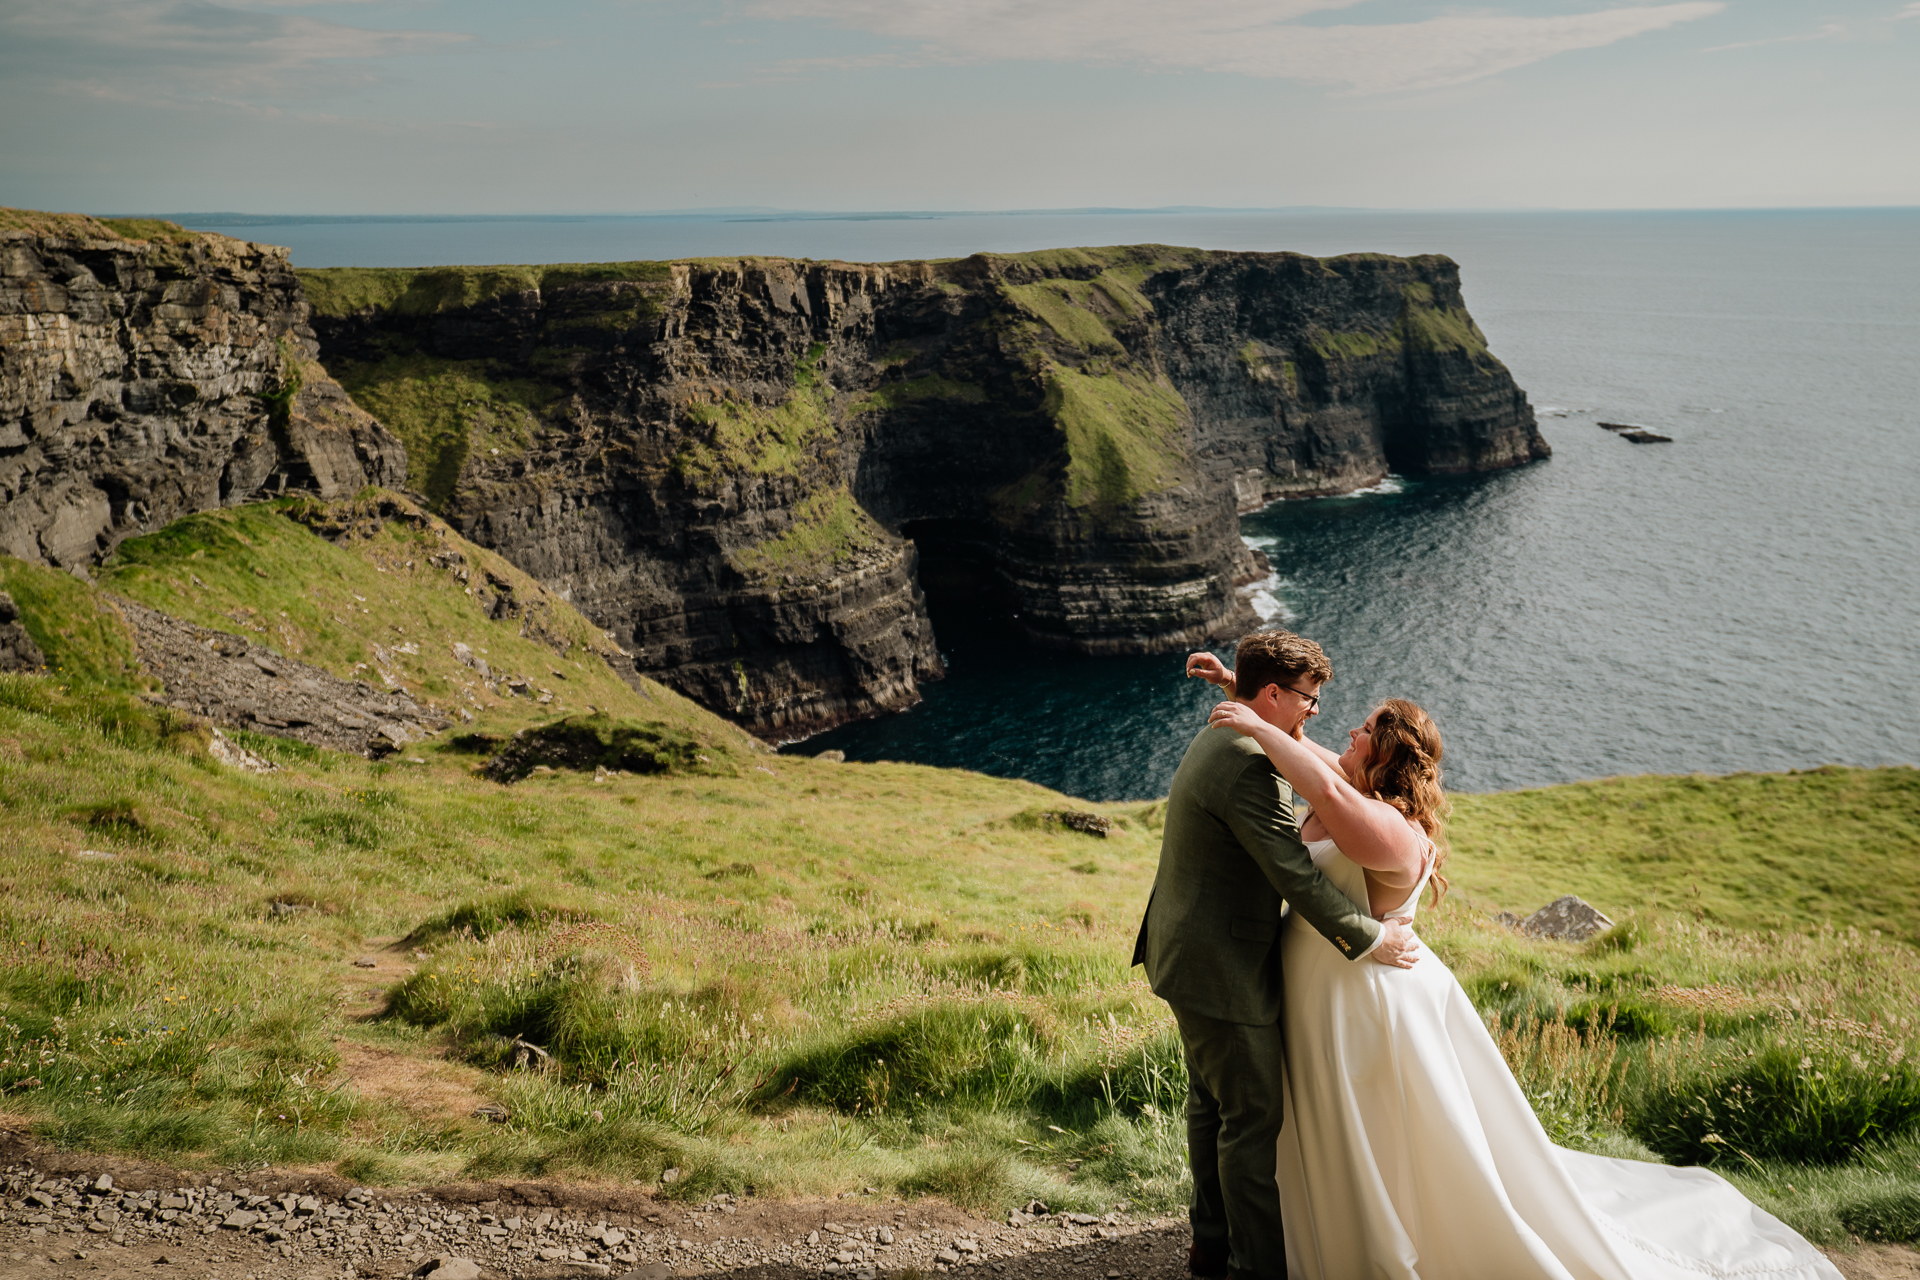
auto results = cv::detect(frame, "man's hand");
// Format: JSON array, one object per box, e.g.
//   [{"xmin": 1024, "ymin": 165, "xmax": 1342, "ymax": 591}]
[
  {"xmin": 1185, "ymin": 652, "xmax": 1234, "ymax": 694},
  {"xmin": 1370, "ymin": 916, "xmax": 1421, "ymax": 969}
]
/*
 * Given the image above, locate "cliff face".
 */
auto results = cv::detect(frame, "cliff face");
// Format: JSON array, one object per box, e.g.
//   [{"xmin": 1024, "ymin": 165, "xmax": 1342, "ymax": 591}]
[
  {"xmin": 0, "ymin": 211, "xmax": 405, "ymax": 570},
  {"xmin": 1142, "ymin": 252, "xmax": 1547, "ymax": 507},
  {"xmin": 302, "ymin": 245, "xmax": 1546, "ymax": 738}
]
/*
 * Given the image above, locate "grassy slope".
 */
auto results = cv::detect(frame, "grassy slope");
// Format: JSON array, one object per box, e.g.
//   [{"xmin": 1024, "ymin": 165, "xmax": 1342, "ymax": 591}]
[
  {"xmin": 71, "ymin": 493, "xmax": 736, "ymax": 743},
  {"xmin": 1450, "ymin": 770, "xmax": 1920, "ymax": 944},
  {"xmin": 3, "ymin": 501, "xmax": 1918, "ymax": 1242}
]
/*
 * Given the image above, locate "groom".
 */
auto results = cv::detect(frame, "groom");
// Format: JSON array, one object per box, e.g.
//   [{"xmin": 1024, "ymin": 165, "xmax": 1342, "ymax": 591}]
[{"xmin": 1132, "ymin": 628, "xmax": 1420, "ymax": 1280}]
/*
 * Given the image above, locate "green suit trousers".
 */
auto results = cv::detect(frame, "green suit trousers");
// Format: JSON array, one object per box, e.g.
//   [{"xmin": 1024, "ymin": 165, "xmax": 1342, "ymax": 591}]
[{"xmin": 1171, "ymin": 1003, "xmax": 1289, "ymax": 1280}]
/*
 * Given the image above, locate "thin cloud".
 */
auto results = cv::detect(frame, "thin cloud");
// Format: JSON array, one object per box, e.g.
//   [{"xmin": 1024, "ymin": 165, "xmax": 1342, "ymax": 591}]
[
  {"xmin": 1705, "ymin": 22, "xmax": 1843, "ymax": 51},
  {"xmin": 1899, "ymin": 2, "xmax": 1920, "ymax": 17},
  {"xmin": 0, "ymin": 0, "xmax": 473, "ymax": 99},
  {"xmin": 743, "ymin": 0, "xmax": 1727, "ymax": 92}
]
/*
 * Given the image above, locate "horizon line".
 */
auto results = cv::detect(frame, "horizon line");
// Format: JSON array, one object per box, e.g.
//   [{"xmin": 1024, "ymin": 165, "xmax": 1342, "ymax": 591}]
[{"xmin": 107, "ymin": 203, "xmax": 1920, "ymax": 226}]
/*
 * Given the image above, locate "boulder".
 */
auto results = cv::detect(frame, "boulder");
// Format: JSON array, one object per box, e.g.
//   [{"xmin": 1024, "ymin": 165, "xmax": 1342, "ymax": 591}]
[{"xmin": 1518, "ymin": 895, "xmax": 1615, "ymax": 942}]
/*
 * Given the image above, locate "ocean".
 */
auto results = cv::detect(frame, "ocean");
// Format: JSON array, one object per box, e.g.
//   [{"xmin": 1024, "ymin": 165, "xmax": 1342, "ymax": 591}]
[{"xmin": 176, "ymin": 208, "xmax": 1920, "ymax": 798}]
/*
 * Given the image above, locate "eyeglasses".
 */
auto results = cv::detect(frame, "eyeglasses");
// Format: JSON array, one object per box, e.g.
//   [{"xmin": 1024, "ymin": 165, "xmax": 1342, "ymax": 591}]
[{"xmin": 1280, "ymin": 685, "xmax": 1321, "ymax": 712}]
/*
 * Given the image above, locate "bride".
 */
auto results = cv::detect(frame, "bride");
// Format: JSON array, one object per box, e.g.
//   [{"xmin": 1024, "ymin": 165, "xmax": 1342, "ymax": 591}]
[{"xmin": 1189, "ymin": 655, "xmax": 1841, "ymax": 1280}]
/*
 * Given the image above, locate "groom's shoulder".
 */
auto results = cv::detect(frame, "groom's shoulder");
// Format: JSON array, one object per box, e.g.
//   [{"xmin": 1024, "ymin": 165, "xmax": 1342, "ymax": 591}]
[{"xmin": 1173, "ymin": 724, "xmax": 1268, "ymax": 783}]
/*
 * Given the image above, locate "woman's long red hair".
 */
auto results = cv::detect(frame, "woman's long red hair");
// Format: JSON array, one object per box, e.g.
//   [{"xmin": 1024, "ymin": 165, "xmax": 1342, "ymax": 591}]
[{"xmin": 1352, "ymin": 698, "xmax": 1451, "ymax": 906}]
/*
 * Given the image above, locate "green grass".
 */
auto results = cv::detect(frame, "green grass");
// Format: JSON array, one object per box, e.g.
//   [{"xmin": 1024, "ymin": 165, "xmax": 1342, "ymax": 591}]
[
  {"xmin": 0, "ymin": 558, "xmax": 150, "ymax": 693},
  {"xmin": 90, "ymin": 491, "xmax": 740, "ymax": 745},
  {"xmin": 730, "ymin": 487, "xmax": 891, "ymax": 582},
  {"xmin": 327, "ymin": 355, "xmax": 555, "ymax": 507},
  {"xmin": 1003, "ymin": 280, "xmax": 1130, "ymax": 356},
  {"xmin": 673, "ymin": 345, "xmax": 839, "ymax": 489},
  {"xmin": 1398, "ymin": 282, "xmax": 1491, "ymax": 356},
  {"xmin": 0, "ymin": 209, "xmax": 196, "ymax": 243},
  {"xmin": 2, "ymin": 547, "xmax": 1918, "ymax": 1234},
  {"xmin": 1309, "ymin": 328, "xmax": 1398, "ymax": 361},
  {"xmin": 295, "ymin": 263, "xmax": 674, "ymax": 320},
  {"xmin": 96, "ymin": 218, "xmax": 201, "ymax": 246},
  {"xmin": 849, "ymin": 375, "xmax": 987, "ymax": 416},
  {"xmin": 1043, "ymin": 366, "xmax": 1194, "ymax": 513},
  {"xmin": 1447, "ymin": 769, "xmax": 1920, "ymax": 943}
]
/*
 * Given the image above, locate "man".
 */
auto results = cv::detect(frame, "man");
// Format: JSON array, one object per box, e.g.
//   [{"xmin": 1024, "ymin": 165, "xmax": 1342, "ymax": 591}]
[{"xmin": 1132, "ymin": 629, "xmax": 1421, "ymax": 1280}]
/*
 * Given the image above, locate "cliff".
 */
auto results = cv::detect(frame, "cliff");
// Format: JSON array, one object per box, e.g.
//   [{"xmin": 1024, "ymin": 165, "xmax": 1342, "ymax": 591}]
[
  {"xmin": 0, "ymin": 212, "xmax": 1546, "ymax": 740},
  {"xmin": 0, "ymin": 209, "xmax": 404, "ymax": 569},
  {"xmin": 301, "ymin": 245, "xmax": 1545, "ymax": 737}
]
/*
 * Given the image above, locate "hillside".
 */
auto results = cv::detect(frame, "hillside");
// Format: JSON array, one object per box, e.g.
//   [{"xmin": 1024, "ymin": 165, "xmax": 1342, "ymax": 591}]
[{"xmin": 0, "ymin": 499, "xmax": 1918, "ymax": 1249}]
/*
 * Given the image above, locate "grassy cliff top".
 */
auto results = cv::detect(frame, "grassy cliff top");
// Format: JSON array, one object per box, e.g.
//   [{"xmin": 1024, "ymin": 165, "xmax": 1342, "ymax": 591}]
[
  {"xmin": 294, "ymin": 244, "xmax": 1458, "ymax": 318},
  {"xmin": 0, "ymin": 208, "xmax": 210, "ymax": 246}
]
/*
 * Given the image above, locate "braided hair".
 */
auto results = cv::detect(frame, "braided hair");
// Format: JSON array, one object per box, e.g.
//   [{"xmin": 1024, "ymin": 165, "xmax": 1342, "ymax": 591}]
[{"xmin": 1352, "ymin": 698, "xmax": 1451, "ymax": 906}]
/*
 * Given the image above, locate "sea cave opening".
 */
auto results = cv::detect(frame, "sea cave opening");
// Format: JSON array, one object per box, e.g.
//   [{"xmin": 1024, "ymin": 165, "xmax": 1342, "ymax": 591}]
[{"xmin": 899, "ymin": 517, "xmax": 1022, "ymax": 648}]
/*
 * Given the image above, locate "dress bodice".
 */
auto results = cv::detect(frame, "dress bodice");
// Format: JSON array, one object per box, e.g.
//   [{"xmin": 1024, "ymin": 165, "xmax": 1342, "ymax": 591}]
[{"xmin": 1299, "ymin": 802, "xmax": 1432, "ymax": 921}]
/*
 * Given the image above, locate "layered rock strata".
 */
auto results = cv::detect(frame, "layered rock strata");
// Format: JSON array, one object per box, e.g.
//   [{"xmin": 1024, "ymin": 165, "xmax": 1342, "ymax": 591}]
[
  {"xmin": 0, "ymin": 212, "xmax": 405, "ymax": 570},
  {"xmin": 303, "ymin": 247, "xmax": 1544, "ymax": 736}
]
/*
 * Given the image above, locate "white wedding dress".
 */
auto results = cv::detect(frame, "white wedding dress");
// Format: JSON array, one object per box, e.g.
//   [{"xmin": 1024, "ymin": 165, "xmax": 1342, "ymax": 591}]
[{"xmin": 1276, "ymin": 810, "xmax": 1841, "ymax": 1279}]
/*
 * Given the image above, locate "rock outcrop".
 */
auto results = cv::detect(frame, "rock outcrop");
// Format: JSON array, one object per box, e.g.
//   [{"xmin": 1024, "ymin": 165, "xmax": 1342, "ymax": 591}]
[
  {"xmin": 1496, "ymin": 895, "xmax": 1618, "ymax": 942},
  {"xmin": 116, "ymin": 596, "xmax": 449, "ymax": 757},
  {"xmin": 0, "ymin": 210, "xmax": 405, "ymax": 571},
  {"xmin": 303, "ymin": 247, "xmax": 1546, "ymax": 737},
  {"xmin": 0, "ymin": 589, "xmax": 46, "ymax": 672}
]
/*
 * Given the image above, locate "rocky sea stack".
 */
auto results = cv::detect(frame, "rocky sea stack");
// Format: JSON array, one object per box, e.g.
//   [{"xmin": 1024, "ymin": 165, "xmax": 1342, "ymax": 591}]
[{"xmin": 2, "ymin": 213, "xmax": 1547, "ymax": 738}]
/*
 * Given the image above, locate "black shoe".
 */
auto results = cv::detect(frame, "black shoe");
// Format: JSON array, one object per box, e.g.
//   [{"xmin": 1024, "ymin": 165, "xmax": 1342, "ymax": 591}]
[{"xmin": 1188, "ymin": 1241, "xmax": 1230, "ymax": 1278}]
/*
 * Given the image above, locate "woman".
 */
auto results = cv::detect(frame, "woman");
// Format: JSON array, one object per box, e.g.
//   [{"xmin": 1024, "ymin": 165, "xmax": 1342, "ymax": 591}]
[{"xmin": 1188, "ymin": 654, "xmax": 1840, "ymax": 1280}]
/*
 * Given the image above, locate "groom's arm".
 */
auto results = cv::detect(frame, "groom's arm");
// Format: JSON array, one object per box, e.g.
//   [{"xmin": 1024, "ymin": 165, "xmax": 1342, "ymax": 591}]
[{"xmin": 1225, "ymin": 754, "xmax": 1385, "ymax": 962}]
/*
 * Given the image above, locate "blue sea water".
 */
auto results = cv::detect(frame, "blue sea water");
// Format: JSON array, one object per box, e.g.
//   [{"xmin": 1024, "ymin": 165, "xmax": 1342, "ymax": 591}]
[{"xmin": 175, "ymin": 208, "xmax": 1920, "ymax": 798}]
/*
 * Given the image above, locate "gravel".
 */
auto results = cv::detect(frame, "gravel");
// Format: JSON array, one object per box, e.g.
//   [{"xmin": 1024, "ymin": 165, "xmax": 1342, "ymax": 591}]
[
  {"xmin": 5, "ymin": 1160, "xmax": 1891, "ymax": 1280},
  {"xmin": 0, "ymin": 1162, "xmax": 1199, "ymax": 1280}
]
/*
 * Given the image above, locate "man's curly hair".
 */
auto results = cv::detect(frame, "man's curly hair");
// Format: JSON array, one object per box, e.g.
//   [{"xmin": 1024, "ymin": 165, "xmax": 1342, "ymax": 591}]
[{"xmin": 1233, "ymin": 629, "xmax": 1332, "ymax": 702}]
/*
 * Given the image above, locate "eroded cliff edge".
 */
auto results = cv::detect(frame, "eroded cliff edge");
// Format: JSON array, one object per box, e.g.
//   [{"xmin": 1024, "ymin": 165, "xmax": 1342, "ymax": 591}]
[
  {"xmin": 300, "ymin": 245, "xmax": 1547, "ymax": 738},
  {"xmin": 0, "ymin": 210, "xmax": 405, "ymax": 569}
]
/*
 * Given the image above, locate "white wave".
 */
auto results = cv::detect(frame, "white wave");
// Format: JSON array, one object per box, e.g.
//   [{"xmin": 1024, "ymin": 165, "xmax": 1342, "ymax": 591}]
[
  {"xmin": 1245, "ymin": 572, "xmax": 1294, "ymax": 622},
  {"xmin": 1679, "ymin": 405, "xmax": 1726, "ymax": 413},
  {"xmin": 1334, "ymin": 474, "xmax": 1405, "ymax": 498},
  {"xmin": 1240, "ymin": 532, "xmax": 1279, "ymax": 552},
  {"xmin": 1536, "ymin": 406, "xmax": 1594, "ymax": 418}
]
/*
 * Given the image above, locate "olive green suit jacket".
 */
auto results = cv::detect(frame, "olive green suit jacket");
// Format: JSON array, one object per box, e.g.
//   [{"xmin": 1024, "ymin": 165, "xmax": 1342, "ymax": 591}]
[{"xmin": 1132, "ymin": 723, "xmax": 1384, "ymax": 1025}]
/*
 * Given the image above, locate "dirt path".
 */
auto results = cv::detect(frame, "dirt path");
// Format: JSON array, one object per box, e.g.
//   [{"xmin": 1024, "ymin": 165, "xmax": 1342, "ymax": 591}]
[{"xmin": 2, "ymin": 1136, "xmax": 1912, "ymax": 1280}]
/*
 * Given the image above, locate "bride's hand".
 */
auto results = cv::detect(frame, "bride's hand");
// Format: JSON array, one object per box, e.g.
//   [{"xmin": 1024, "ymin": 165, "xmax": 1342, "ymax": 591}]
[
  {"xmin": 1208, "ymin": 700, "xmax": 1264, "ymax": 737},
  {"xmin": 1186, "ymin": 652, "xmax": 1236, "ymax": 695}
]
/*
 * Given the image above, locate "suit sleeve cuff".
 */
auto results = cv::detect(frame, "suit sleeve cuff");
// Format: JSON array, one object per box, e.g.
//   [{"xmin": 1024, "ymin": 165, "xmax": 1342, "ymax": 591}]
[{"xmin": 1353, "ymin": 927, "xmax": 1385, "ymax": 960}]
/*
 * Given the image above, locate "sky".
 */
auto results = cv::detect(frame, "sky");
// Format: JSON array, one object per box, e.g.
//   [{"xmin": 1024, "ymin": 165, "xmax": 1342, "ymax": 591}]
[{"xmin": 1, "ymin": 0, "xmax": 1917, "ymax": 214}]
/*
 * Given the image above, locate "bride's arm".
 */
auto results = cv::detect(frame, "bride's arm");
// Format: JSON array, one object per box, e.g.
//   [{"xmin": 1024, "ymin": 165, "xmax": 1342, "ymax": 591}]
[
  {"xmin": 1186, "ymin": 654, "xmax": 1347, "ymax": 774},
  {"xmin": 1208, "ymin": 701, "xmax": 1425, "ymax": 879},
  {"xmin": 1294, "ymin": 732, "xmax": 1347, "ymax": 775}
]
